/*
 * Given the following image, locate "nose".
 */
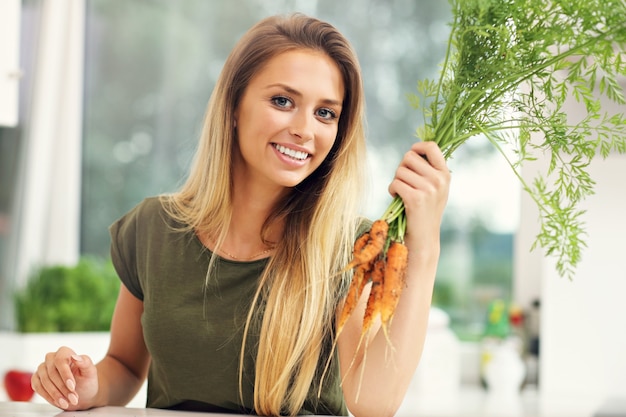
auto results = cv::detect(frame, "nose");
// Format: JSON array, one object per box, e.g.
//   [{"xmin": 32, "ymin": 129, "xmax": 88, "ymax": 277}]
[{"xmin": 289, "ymin": 110, "xmax": 314, "ymax": 143}]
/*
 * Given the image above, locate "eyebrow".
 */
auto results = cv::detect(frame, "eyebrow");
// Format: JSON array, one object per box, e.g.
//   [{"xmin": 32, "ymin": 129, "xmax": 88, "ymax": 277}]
[{"xmin": 266, "ymin": 83, "xmax": 343, "ymax": 107}]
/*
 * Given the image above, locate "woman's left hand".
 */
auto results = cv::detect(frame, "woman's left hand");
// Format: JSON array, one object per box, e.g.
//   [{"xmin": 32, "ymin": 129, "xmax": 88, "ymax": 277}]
[{"xmin": 388, "ymin": 140, "xmax": 450, "ymax": 255}]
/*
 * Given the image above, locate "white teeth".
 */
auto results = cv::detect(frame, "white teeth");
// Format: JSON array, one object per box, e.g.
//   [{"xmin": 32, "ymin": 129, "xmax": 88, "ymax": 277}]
[{"xmin": 274, "ymin": 144, "xmax": 309, "ymax": 160}]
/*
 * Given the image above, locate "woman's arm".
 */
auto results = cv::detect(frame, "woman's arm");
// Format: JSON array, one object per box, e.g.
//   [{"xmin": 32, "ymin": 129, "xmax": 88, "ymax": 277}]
[
  {"xmin": 338, "ymin": 141, "xmax": 450, "ymax": 417},
  {"xmin": 92, "ymin": 284, "xmax": 150, "ymax": 407},
  {"xmin": 32, "ymin": 285, "xmax": 150, "ymax": 410}
]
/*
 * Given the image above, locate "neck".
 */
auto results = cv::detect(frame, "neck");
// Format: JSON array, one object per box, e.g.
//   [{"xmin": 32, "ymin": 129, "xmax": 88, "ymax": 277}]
[{"xmin": 204, "ymin": 177, "xmax": 286, "ymax": 260}]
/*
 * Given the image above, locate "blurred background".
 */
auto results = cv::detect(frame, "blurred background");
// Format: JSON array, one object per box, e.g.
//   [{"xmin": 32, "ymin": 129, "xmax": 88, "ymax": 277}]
[
  {"xmin": 1, "ymin": 0, "xmax": 520, "ymax": 341},
  {"xmin": 1, "ymin": 0, "xmax": 625, "ymax": 416}
]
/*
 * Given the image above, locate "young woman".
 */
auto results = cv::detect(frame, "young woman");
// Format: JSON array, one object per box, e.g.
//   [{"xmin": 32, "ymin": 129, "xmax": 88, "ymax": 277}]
[{"xmin": 31, "ymin": 13, "xmax": 450, "ymax": 417}]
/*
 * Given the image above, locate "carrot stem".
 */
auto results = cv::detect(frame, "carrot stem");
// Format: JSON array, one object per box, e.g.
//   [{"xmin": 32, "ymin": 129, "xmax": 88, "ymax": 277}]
[{"xmin": 381, "ymin": 196, "xmax": 406, "ymax": 244}]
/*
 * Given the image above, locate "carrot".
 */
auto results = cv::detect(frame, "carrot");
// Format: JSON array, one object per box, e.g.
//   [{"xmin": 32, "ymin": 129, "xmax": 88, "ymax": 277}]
[
  {"xmin": 319, "ymin": 222, "xmax": 394, "ymax": 398},
  {"xmin": 361, "ymin": 258, "xmax": 385, "ymax": 334},
  {"xmin": 346, "ymin": 258, "xmax": 384, "ymax": 402},
  {"xmin": 380, "ymin": 241, "xmax": 409, "ymax": 342},
  {"xmin": 317, "ymin": 246, "xmax": 375, "ymax": 398},
  {"xmin": 353, "ymin": 231, "xmax": 371, "ymax": 256},
  {"xmin": 337, "ymin": 259, "xmax": 373, "ymax": 334},
  {"xmin": 335, "ymin": 232, "xmax": 372, "ymax": 332},
  {"xmin": 342, "ymin": 220, "xmax": 389, "ymax": 271}
]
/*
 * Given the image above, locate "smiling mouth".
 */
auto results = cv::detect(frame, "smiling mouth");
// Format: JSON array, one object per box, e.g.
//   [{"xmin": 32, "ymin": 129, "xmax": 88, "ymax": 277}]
[{"xmin": 272, "ymin": 144, "xmax": 310, "ymax": 161}]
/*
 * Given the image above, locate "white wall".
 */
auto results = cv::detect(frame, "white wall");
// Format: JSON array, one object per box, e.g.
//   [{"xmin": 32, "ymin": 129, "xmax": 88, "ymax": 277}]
[
  {"xmin": 515, "ymin": 76, "xmax": 626, "ymax": 410},
  {"xmin": 539, "ymin": 153, "xmax": 626, "ymax": 404}
]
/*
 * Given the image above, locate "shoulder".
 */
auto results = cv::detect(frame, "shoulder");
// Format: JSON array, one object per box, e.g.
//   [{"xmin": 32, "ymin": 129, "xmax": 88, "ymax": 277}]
[
  {"xmin": 138, "ymin": 195, "xmax": 165, "ymax": 212},
  {"xmin": 109, "ymin": 196, "xmax": 180, "ymax": 243},
  {"xmin": 131, "ymin": 195, "xmax": 167, "ymax": 219},
  {"xmin": 114, "ymin": 196, "xmax": 172, "ymax": 227}
]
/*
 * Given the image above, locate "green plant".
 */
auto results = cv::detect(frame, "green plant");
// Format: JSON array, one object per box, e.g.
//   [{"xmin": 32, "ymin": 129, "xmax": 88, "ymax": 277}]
[
  {"xmin": 381, "ymin": 0, "xmax": 626, "ymax": 279},
  {"xmin": 15, "ymin": 257, "xmax": 120, "ymax": 332}
]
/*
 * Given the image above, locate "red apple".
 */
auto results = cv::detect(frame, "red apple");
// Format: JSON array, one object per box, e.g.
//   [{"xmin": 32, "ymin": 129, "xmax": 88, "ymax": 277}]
[{"xmin": 4, "ymin": 370, "xmax": 35, "ymax": 402}]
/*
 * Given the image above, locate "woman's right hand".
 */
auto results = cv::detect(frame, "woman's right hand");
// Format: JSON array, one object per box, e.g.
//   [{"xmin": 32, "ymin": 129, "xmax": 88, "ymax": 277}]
[{"xmin": 32, "ymin": 346, "xmax": 99, "ymax": 410}]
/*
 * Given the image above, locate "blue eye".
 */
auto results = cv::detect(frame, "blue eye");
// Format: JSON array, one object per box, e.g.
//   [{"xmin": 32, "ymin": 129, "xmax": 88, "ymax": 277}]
[
  {"xmin": 271, "ymin": 96, "xmax": 292, "ymax": 108},
  {"xmin": 317, "ymin": 108, "xmax": 337, "ymax": 121}
]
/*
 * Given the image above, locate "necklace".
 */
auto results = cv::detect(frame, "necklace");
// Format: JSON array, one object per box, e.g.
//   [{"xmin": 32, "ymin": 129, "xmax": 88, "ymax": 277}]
[
  {"xmin": 202, "ymin": 234, "xmax": 274, "ymax": 261},
  {"xmin": 217, "ymin": 246, "xmax": 274, "ymax": 261}
]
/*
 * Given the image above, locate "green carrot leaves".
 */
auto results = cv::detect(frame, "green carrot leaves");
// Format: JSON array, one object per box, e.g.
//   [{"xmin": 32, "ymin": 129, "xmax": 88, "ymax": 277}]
[{"xmin": 393, "ymin": 0, "xmax": 626, "ymax": 279}]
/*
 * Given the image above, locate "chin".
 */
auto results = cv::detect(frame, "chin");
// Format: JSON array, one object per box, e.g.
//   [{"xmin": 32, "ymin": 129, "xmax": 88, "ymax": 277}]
[{"xmin": 274, "ymin": 173, "xmax": 310, "ymax": 188}]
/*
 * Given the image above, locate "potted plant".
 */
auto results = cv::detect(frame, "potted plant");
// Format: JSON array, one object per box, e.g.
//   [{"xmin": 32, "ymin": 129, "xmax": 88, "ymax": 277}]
[{"xmin": 14, "ymin": 257, "xmax": 119, "ymax": 333}]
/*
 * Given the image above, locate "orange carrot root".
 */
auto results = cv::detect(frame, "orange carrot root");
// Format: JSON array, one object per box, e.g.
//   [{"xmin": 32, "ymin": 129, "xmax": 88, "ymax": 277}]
[
  {"xmin": 323, "ymin": 221, "xmax": 407, "ymax": 401},
  {"xmin": 339, "ymin": 258, "xmax": 384, "ymax": 387},
  {"xmin": 343, "ymin": 220, "xmax": 389, "ymax": 271},
  {"xmin": 362, "ymin": 258, "xmax": 385, "ymax": 334},
  {"xmin": 352, "ymin": 258, "xmax": 385, "ymax": 401},
  {"xmin": 380, "ymin": 241, "xmax": 409, "ymax": 343},
  {"xmin": 318, "ymin": 247, "xmax": 374, "ymax": 397},
  {"xmin": 353, "ymin": 232, "xmax": 371, "ymax": 254},
  {"xmin": 337, "ymin": 260, "xmax": 373, "ymax": 334}
]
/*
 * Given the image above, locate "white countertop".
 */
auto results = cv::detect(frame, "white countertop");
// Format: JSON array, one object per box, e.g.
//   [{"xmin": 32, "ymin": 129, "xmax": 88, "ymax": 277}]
[
  {"xmin": 395, "ymin": 385, "xmax": 606, "ymax": 417},
  {"xmin": 2, "ymin": 386, "xmax": 619, "ymax": 417},
  {"xmin": 1, "ymin": 402, "xmax": 235, "ymax": 416}
]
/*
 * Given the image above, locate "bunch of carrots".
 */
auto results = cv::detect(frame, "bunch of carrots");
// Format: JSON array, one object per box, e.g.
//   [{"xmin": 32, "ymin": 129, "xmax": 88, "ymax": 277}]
[
  {"xmin": 319, "ymin": 197, "xmax": 407, "ymax": 397},
  {"xmin": 336, "ymin": 196, "xmax": 408, "ymax": 344}
]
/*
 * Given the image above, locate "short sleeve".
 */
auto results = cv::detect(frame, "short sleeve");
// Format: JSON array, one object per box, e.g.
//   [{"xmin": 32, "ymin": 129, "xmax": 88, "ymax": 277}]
[{"xmin": 109, "ymin": 204, "xmax": 144, "ymax": 301}]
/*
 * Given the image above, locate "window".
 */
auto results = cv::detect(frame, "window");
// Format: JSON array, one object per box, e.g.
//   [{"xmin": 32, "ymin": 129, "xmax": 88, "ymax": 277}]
[
  {"xmin": 2, "ymin": 0, "xmax": 520, "ymax": 340},
  {"xmin": 81, "ymin": 0, "xmax": 519, "ymax": 340}
]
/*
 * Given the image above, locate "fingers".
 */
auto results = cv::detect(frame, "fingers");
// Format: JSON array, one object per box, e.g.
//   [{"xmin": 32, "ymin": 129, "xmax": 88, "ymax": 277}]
[
  {"xmin": 31, "ymin": 347, "xmax": 92, "ymax": 410},
  {"xmin": 381, "ymin": 140, "xmax": 451, "ymax": 260},
  {"xmin": 69, "ymin": 353, "xmax": 97, "ymax": 378},
  {"xmin": 400, "ymin": 141, "xmax": 448, "ymax": 179},
  {"xmin": 388, "ymin": 141, "xmax": 450, "ymax": 201},
  {"xmin": 32, "ymin": 348, "xmax": 74, "ymax": 409},
  {"xmin": 410, "ymin": 140, "xmax": 447, "ymax": 171}
]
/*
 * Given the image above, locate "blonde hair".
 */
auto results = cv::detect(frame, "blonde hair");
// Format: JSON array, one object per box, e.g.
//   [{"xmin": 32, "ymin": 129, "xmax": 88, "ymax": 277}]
[{"xmin": 164, "ymin": 13, "xmax": 367, "ymax": 416}]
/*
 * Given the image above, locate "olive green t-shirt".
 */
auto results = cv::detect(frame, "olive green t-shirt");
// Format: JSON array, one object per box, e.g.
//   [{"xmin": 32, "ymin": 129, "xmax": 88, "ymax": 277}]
[{"xmin": 109, "ymin": 197, "xmax": 348, "ymax": 415}]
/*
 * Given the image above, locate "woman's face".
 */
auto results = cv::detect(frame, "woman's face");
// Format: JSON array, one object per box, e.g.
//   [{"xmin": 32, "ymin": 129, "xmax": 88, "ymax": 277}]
[{"xmin": 234, "ymin": 49, "xmax": 344, "ymax": 190}]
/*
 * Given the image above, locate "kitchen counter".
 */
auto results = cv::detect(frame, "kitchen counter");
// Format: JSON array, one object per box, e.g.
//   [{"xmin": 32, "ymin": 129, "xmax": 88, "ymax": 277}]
[
  {"xmin": 1, "ymin": 386, "xmax": 617, "ymax": 417},
  {"xmin": 396, "ymin": 385, "xmax": 605, "ymax": 417},
  {"xmin": 1, "ymin": 402, "xmax": 237, "ymax": 416}
]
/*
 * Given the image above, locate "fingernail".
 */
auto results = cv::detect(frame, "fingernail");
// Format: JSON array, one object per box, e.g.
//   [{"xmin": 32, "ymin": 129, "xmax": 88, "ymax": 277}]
[
  {"xmin": 58, "ymin": 398, "xmax": 69, "ymax": 409},
  {"xmin": 68, "ymin": 393, "xmax": 78, "ymax": 405},
  {"xmin": 66, "ymin": 379, "xmax": 75, "ymax": 391},
  {"xmin": 71, "ymin": 354, "xmax": 83, "ymax": 362}
]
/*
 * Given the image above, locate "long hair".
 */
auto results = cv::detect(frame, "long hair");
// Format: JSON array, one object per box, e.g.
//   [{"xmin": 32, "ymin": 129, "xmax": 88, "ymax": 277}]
[{"xmin": 164, "ymin": 13, "xmax": 367, "ymax": 416}]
